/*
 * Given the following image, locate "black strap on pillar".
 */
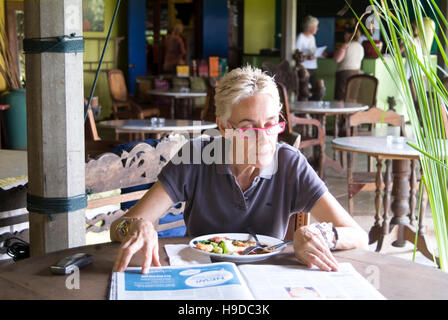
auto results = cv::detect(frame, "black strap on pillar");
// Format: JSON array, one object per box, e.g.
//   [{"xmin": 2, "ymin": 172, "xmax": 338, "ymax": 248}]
[
  {"xmin": 27, "ymin": 193, "xmax": 87, "ymax": 221},
  {"xmin": 23, "ymin": 33, "xmax": 84, "ymax": 54}
]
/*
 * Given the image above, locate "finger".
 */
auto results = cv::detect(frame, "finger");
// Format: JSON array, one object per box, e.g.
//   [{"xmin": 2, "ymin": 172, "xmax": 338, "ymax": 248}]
[
  {"xmin": 304, "ymin": 250, "xmax": 332, "ymax": 272},
  {"xmin": 113, "ymin": 237, "xmax": 134, "ymax": 272},
  {"xmin": 141, "ymin": 244, "xmax": 151, "ymax": 274},
  {"xmin": 310, "ymin": 245, "xmax": 339, "ymax": 272},
  {"xmin": 117, "ymin": 238, "xmax": 142, "ymax": 272},
  {"xmin": 312, "ymin": 232, "xmax": 339, "ymax": 268},
  {"xmin": 152, "ymin": 242, "xmax": 161, "ymax": 267},
  {"xmin": 309, "ymin": 238, "xmax": 339, "ymax": 271},
  {"xmin": 141, "ymin": 241, "xmax": 159, "ymax": 273}
]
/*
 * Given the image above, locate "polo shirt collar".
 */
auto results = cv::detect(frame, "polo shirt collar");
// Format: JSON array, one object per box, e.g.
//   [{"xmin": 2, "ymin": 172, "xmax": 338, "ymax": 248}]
[{"xmin": 215, "ymin": 145, "xmax": 279, "ymax": 180}]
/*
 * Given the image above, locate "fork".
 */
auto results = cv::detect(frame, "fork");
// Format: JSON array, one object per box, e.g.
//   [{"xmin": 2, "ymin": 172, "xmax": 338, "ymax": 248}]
[
  {"xmin": 241, "ymin": 240, "xmax": 293, "ymax": 255},
  {"xmin": 247, "ymin": 228, "xmax": 265, "ymax": 248}
]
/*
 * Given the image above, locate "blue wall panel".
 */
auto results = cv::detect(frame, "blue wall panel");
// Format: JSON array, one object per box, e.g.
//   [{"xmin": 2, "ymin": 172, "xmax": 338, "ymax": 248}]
[
  {"xmin": 203, "ymin": 0, "xmax": 229, "ymax": 59},
  {"xmin": 128, "ymin": 0, "xmax": 147, "ymax": 94}
]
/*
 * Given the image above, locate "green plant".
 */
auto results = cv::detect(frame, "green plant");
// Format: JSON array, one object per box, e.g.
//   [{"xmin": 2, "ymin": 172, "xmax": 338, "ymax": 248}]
[{"xmin": 353, "ymin": 0, "xmax": 448, "ymax": 271}]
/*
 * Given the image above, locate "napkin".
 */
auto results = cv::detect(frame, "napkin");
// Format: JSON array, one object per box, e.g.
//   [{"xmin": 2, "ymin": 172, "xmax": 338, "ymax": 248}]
[{"xmin": 164, "ymin": 244, "xmax": 211, "ymax": 266}]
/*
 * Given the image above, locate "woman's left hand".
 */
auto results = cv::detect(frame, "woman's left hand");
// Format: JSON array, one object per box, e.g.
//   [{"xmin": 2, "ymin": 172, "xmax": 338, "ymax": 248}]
[{"xmin": 293, "ymin": 225, "xmax": 339, "ymax": 272}]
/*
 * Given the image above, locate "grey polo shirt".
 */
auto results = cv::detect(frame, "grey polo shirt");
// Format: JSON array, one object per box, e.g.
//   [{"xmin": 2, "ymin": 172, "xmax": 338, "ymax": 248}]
[{"xmin": 158, "ymin": 137, "xmax": 328, "ymax": 239}]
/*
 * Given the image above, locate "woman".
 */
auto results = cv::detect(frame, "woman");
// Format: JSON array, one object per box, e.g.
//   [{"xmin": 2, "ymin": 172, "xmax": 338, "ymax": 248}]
[
  {"xmin": 111, "ymin": 66, "xmax": 368, "ymax": 274},
  {"xmin": 296, "ymin": 15, "xmax": 320, "ymax": 97},
  {"xmin": 163, "ymin": 24, "xmax": 186, "ymax": 74},
  {"xmin": 333, "ymin": 27, "xmax": 365, "ymax": 101}
]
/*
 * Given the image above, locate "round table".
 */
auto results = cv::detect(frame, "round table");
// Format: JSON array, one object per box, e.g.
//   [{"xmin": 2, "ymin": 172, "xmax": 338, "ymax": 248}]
[
  {"xmin": 331, "ymin": 136, "xmax": 438, "ymax": 263},
  {"xmin": 290, "ymin": 101, "xmax": 369, "ymax": 115},
  {"xmin": 98, "ymin": 119, "xmax": 218, "ymax": 139},
  {"xmin": 146, "ymin": 89, "xmax": 207, "ymax": 119},
  {"xmin": 290, "ymin": 101, "xmax": 369, "ymax": 174},
  {"xmin": 0, "ymin": 237, "xmax": 447, "ymax": 299}
]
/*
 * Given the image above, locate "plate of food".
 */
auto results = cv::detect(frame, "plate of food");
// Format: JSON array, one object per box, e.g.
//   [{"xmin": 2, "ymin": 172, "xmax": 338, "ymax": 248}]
[{"xmin": 189, "ymin": 233, "xmax": 289, "ymax": 263}]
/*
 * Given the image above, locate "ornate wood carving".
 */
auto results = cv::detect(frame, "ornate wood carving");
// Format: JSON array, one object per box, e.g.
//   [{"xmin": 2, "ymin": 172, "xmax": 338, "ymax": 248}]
[
  {"xmin": 86, "ymin": 209, "xmax": 126, "ymax": 233},
  {"xmin": 0, "ymin": 135, "xmax": 189, "ymax": 243},
  {"xmin": 85, "ymin": 135, "xmax": 187, "ymax": 193}
]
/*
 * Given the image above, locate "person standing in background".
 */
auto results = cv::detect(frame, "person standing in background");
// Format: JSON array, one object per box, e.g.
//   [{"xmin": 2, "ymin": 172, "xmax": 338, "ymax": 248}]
[
  {"xmin": 296, "ymin": 16, "xmax": 320, "ymax": 98},
  {"xmin": 333, "ymin": 27, "xmax": 365, "ymax": 101},
  {"xmin": 163, "ymin": 24, "xmax": 187, "ymax": 74}
]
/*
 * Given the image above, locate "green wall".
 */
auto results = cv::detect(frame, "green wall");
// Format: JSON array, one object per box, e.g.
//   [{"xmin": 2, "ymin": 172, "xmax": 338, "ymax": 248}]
[
  {"xmin": 244, "ymin": 0, "xmax": 276, "ymax": 54},
  {"xmin": 83, "ymin": 0, "xmax": 127, "ymax": 120},
  {"xmin": 0, "ymin": 0, "xmax": 127, "ymax": 119}
]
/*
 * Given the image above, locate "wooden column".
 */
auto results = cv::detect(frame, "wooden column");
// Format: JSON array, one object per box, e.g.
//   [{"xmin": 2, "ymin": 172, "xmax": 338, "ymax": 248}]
[
  {"xmin": 280, "ymin": 0, "xmax": 297, "ymax": 64},
  {"xmin": 24, "ymin": 0, "xmax": 86, "ymax": 256}
]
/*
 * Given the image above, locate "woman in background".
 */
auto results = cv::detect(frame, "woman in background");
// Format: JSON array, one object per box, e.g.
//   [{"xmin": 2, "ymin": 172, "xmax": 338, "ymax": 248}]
[
  {"xmin": 333, "ymin": 27, "xmax": 365, "ymax": 101},
  {"xmin": 296, "ymin": 15, "xmax": 320, "ymax": 97},
  {"xmin": 163, "ymin": 24, "xmax": 186, "ymax": 74}
]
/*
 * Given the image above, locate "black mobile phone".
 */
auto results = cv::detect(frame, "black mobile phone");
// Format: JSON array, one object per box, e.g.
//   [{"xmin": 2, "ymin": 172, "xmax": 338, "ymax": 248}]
[{"xmin": 49, "ymin": 253, "xmax": 93, "ymax": 275}]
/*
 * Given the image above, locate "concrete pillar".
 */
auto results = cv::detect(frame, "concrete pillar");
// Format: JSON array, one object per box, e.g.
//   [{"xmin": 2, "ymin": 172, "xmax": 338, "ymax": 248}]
[
  {"xmin": 24, "ymin": 0, "xmax": 86, "ymax": 256},
  {"xmin": 280, "ymin": 0, "xmax": 297, "ymax": 65}
]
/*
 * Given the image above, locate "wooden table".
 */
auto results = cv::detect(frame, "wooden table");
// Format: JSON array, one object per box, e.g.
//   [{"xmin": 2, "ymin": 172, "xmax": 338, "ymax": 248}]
[
  {"xmin": 331, "ymin": 136, "xmax": 439, "ymax": 264},
  {"xmin": 0, "ymin": 237, "xmax": 447, "ymax": 299},
  {"xmin": 98, "ymin": 119, "xmax": 218, "ymax": 139},
  {"xmin": 147, "ymin": 89, "xmax": 207, "ymax": 119},
  {"xmin": 290, "ymin": 101, "xmax": 369, "ymax": 175}
]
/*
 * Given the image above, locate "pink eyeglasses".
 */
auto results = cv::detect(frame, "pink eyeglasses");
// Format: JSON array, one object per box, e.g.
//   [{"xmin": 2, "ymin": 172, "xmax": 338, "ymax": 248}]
[{"xmin": 227, "ymin": 117, "xmax": 286, "ymax": 140}]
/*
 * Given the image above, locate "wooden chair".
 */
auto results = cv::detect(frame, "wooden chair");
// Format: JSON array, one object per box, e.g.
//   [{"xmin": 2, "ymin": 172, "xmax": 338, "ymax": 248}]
[
  {"xmin": 84, "ymin": 107, "xmax": 127, "ymax": 161},
  {"xmin": 345, "ymin": 107, "xmax": 406, "ymax": 215},
  {"xmin": 284, "ymin": 212, "xmax": 310, "ymax": 241},
  {"xmin": 0, "ymin": 136, "xmax": 188, "ymax": 261},
  {"xmin": 262, "ymin": 60, "xmax": 299, "ymax": 99},
  {"xmin": 200, "ymin": 87, "xmax": 216, "ymax": 122},
  {"xmin": 261, "ymin": 61, "xmax": 326, "ymax": 177},
  {"xmin": 344, "ymin": 74, "xmax": 379, "ymax": 107},
  {"xmin": 107, "ymin": 69, "xmax": 160, "ymax": 139},
  {"xmin": 277, "ymin": 82, "xmax": 325, "ymax": 178},
  {"xmin": 335, "ymin": 74, "xmax": 380, "ymax": 140}
]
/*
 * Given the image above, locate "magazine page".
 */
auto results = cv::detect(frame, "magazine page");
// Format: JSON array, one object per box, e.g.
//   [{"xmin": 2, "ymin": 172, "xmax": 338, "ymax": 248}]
[
  {"xmin": 238, "ymin": 263, "xmax": 386, "ymax": 300},
  {"xmin": 109, "ymin": 262, "xmax": 254, "ymax": 300}
]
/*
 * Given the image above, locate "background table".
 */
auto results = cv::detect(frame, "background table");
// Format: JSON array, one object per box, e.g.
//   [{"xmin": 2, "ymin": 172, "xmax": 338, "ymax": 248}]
[
  {"xmin": 331, "ymin": 136, "xmax": 438, "ymax": 264},
  {"xmin": 98, "ymin": 119, "xmax": 217, "ymax": 139},
  {"xmin": 147, "ymin": 89, "xmax": 207, "ymax": 119},
  {"xmin": 0, "ymin": 237, "xmax": 447, "ymax": 299},
  {"xmin": 290, "ymin": 101, "xmax": 368, "ymax": 174}
]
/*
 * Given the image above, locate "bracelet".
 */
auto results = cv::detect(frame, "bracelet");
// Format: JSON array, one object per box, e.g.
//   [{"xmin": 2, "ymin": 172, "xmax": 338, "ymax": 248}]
[{"xmin": 312, "ymin": 222, "xmax": 337, "ymax": 250}]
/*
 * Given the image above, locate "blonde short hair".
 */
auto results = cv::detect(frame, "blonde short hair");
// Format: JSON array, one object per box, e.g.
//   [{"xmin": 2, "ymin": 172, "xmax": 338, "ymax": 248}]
[
  {"xmin": 302, "ymin": 15, "xmax": 319, "ymax": 31},
  {"xmin": 214, "ymin": 65, "xmax": 281, "ymax": 122}
]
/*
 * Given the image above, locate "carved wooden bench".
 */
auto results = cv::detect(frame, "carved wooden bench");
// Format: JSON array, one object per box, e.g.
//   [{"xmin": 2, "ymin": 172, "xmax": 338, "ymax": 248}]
[{"xmin": 0, "ymin": 135, "xmax": 188, "ymax": 259}]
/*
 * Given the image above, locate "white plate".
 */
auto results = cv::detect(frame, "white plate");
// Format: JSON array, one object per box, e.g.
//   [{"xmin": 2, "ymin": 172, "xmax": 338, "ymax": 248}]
[{"xmin": 189, "ymin": 233, "xmax": 287, "ymax": 263}]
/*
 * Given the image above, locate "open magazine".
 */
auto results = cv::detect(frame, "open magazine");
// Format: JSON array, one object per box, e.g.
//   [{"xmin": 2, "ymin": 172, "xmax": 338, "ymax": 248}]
[{"xmin": 109, "ymin": 262, "xmax": 385, "ymax": 300}]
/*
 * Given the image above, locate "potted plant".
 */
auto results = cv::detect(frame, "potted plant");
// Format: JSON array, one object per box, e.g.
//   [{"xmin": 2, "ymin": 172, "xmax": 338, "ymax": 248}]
[
  {"xmin": 353, "ymin": 0, "xmax": 448, "ymax": 271},
  {"xmin": 0, "ymin": 21, "xmax": 26, "ymax": 150}
]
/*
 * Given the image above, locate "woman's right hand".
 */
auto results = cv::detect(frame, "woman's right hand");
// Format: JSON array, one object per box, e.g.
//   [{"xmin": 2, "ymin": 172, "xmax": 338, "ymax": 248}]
[
  {"xmin": 293, "ymin": 225, "xmax": 339, "ymax": 272},
  {"xmin": 112, "ymin": 219, "xmax": 161, "ymax": 274}
]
